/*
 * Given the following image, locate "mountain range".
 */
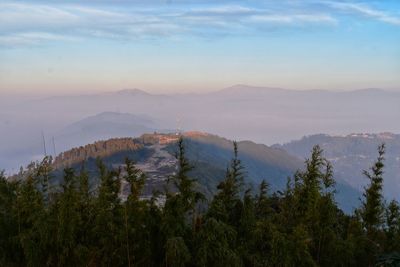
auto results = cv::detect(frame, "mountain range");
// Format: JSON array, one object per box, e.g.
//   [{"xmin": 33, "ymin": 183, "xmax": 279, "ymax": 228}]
[{"xmin": 1, "ymin": 85, "xmax": 399, "ymax": 172}]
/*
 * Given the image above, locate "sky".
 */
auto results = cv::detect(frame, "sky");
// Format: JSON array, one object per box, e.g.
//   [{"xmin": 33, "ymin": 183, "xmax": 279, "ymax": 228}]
[{"xmin": 0, "ymin": 0, "xmax": 399, "ymax": 94}]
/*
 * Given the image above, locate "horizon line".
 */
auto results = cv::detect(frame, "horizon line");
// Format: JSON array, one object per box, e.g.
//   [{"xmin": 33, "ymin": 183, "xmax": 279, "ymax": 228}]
[{"xmin": 1, "ymin": 84, "xmax": 399, "ymax": 97}]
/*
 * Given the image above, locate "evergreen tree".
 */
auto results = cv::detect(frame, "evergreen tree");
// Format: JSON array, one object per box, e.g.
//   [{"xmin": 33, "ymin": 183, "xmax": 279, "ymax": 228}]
[
  {"xmin": 0, "ymin": 171, "xmax": 22, "ymax": 266},
  {"xmin": 277, "ymin": 145, "xmax": 344, "ymax": 266},
  {"xmin": 171, "ymin": 137, "xmax": 204, "ymax": 214},
  {"xmin": 122, "ymin": 158, "xmax": 153, "ymax": 266},
  {"xmin": 357, "ymin": 143, "xmax": 386, "ymax": 265},
  {"xmin": 75, "ymin": 167, "xmax": 96, "ymax": 265},
  {"xmin": 194, "ymin": 218, "xmax": 240, "ymax": 267},
  {"xmin": 237, "ymin": 189, "xmax": 256, "ymax": 265},
  {"xmin": 385, "ymin": 200, "xmax": 400, "ymax": 252},
  {"xmin": 91, "ymin": 159, "xmax": 124, "ymax": 266},
  {"xmin": 52, "ymin": 168, "xmax": 83, "ymax": 266},
  {"xmin": 198, "ymin": 141, "xmax": 246, "ymax": 266},
  {"xmin": 208, "ymin": 141, "xmax": 244, "ymax": 225},
  {"xmin": 162, "ymin": 137, "xmax": 204, "ymax": 265},
  {"xmin": 360, "ymin": 144, "xmax": 386, "ymax": 233},
  {"xmin": 15, "ymin": 163, "xmax": 48, "ymax": 266},
  {"xmin": 255, "ymin": 180, "xmax": 272, "ymax": 218}
]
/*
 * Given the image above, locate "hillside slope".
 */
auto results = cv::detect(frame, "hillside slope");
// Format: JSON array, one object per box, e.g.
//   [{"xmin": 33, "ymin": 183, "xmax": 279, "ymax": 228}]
[{"xmin": 53, "ymin": 132, "xmax": 360, "ymax": 212}]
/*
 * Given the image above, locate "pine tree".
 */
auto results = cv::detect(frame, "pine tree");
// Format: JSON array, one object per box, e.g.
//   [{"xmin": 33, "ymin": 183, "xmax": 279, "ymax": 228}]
[
  {"xmin": 199, "ymin": 141, "xmax": 246, "ymax": 266},
  {"xmin": 0, "ymin": 171, "xmax": 23, "ymax": 266},
  {"xmin": 75, "ymin": 167, "xmax": 95, "ymax": 265},
  {"xmin": 277, "ymin": 145, "xmax": 343, "ymax": 266},
  {"xmin": 294, "ymin": 145, "xmax": 331, "ymax": 220},
  {"xmin": 91, "ymin": 159, "xmax": 124, "ymax": 266},
  {"xmin": 162, "ymin": 137, "xmax": 204, "ymax": 265},
  {"xmin": 255, "ymin": 180, "xmax": 272, "ymax": 219},
  {"xmin": 171, "ymin": 137, "xmax": 204, "ymax": 214},
  {"xmin": 208, "ymin": 141, "xmax": 244, "ymax": 224},
  {"xmin": 15, "ymin": 164, "xmax": 48, "ymax": 266},
  {"xmin": 124, "ymin": 158, "xmax": 146, "ymax": 202},
  {"xmin": 36, "ymin": 156, "xmax": 54, "ymax": 203},
  {"xmin": 360, "ymin": 144, "xmax": 386, "ymax": 234},
  {"xmin": 237, "ymin": 188, "xmax": 256, "ymax": 265},
  {"xmin": 122, "ymin": 158, "xmax": 152, "ymax": 266},
  {"xmin": 385, "ymin": 200, "xmax": 400, "ymax": 252},
  {"xmin": 357, "ymin": 143, "xmax": 386, "ymax": 265},
  {"xmin": 53, "ymin": 168, "xmax": 82, "ymax": 266},
  {"xmin": 194, "ymin": 218, "xmax": 240, "ymax": 267}
]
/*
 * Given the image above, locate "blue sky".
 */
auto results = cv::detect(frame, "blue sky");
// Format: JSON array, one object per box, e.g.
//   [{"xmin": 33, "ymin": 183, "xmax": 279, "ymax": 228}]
[{"xmin": 0, "ymin": 0, "xmax": 399, "ymax": 94}]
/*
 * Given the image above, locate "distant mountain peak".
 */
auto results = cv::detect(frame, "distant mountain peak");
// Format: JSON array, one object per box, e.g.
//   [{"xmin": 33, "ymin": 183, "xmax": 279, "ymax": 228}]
[
  {"xmin": 227, "ymin": 84, "xmax": 253, "ymax": 89},
  {"xmin": 218, "ymin": 84, "xmax": 285, "ymax": 94},
  {"xmin": 115, "ymin": 88, "xmax": 151, "ymax": 96},
  {"xmin": 95, "ymin": 111, "xmax": 134, "ymax": 117}
]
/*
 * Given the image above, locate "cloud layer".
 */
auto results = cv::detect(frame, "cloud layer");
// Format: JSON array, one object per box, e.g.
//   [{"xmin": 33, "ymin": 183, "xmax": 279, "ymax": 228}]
[{"xmin": 0, "ymin": 1, "xmax": 399, "ymax": 47}]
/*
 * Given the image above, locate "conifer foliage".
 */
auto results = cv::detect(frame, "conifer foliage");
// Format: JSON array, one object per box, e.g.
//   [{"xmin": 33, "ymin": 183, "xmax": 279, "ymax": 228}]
[{"xmin": 0, "ymin": 140, "xmax": 399, "ymax": 266}]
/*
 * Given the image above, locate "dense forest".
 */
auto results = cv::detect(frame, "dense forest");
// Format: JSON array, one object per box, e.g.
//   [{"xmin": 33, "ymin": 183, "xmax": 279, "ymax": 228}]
[{"xmin": 1, "ymin": 138, "xmax": 400, "ymax": 266}]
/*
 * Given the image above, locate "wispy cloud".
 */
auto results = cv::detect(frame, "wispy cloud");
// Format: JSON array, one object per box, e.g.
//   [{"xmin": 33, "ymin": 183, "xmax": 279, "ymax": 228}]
[
  {"xmin": 0, "ymin": 2, "xmax": 183, "ymax": 46},
  {"xmin": 0, "ymin": 1, "xmax": 397, "ymax": 47},
  {"xmin": 248, "ymin": 14, "xmax": 336, "ymax": 25},
  {"xmin": 0, "ymin": 2, "xmax": 337, "ymax": 46},
  {"xmin": 180, "ymin": 5, "xmax": 336, "ymax": 28},
  {"xmin": 327, "ymin": 1, "xmax": 400, "ymax": 26},
  {"xmin": 0, "ymin": 32, "xmax": 79, "ymax": 46}
]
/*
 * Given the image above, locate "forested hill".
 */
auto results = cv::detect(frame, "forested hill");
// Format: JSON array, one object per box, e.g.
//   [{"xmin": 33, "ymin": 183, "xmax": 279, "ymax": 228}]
[
  {"xmin": 53, "ymin": 137, "xmax": 142, "ymax": 169},
  {"xmin": 48, "ymin": 131, "xmax": 360, "ymax": 212},
  {"xmin": 51, "ymin": 132, "xmax": 301, "ymax": 198}
]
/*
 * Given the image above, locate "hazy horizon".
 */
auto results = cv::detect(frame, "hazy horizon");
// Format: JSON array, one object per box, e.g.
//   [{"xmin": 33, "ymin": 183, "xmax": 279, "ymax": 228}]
[
  {"xmin": 1, "ymin": 0, "xmax": 400, "ymax": 94},
  {"xmin": 1, "ymin": 84, "xmax": 400, "ymax": 97}
]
